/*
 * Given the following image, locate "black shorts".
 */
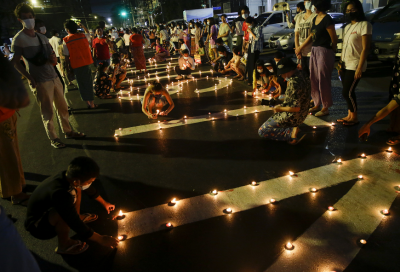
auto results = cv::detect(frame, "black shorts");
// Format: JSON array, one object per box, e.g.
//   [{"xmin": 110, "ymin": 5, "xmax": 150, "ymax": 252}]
[{"xmin": 26, "ymin": 210, "xmax": 57, "ymax": 240}]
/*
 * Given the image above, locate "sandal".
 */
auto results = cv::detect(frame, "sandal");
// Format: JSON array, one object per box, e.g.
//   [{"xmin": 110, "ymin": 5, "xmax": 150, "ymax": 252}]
[
  {"xmin": 81, "ymin": 213, "xmax": 98, "ymax": 223},
  {"xmin": 288, "ymin": 134, "xmax": 306, "ymax": 145},
  {"xmin": 65, "ymin": 131, "xmax": 86, "ymax": 139},
  {"xmin": 342, "ymin": 120, "xmax": 359, "ymax": 126},
  {"xmin": 87, "ymin": 104, "xmax": 99, "ymax": 109},
  {"xmin": 11, "ymin": 195, "xmax": 30, "ymax": 206},
  {"xmin": 237, "ymin": 77, "xmax": 244, "ymax": 81},
  {"xmin": 55, "ymin": 241, "xmax": 89, "ymax": 255},
  {"xmin": 386, "ymin": 135, "xmax": 400, "ymax": 146},
  {"xmin": 336, "ymin": 118, "xmax": 348, "ymax": 123},
  {"xmin": 51, "ymin": 138, "xmax": 66, "ymax": 149}
]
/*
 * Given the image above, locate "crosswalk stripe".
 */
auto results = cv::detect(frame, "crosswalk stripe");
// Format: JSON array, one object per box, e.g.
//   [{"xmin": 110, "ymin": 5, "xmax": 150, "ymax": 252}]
[
  {"xmin": 117, "ymin": 153, "xmax": 398, "ymax": 243},
  {"xmin": 114, "ymin": 105, "xmax": 330, "ymax": 136},
  {"xmin": 265, "ymin": 152, "xmax": 399, "ymax": 272}
]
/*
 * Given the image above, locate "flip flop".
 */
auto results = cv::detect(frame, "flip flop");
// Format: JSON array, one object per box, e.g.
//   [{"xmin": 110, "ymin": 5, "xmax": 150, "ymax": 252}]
[
  {"xmin": 336, "ymin": 118, "xmax": 347, "ymax": 123},
  {"xmin": 342, "ymin": 121, "xmax": 360, "ymax": 126},
  {"xmin": 386, "ymin": 136, "xmax": 400, "ymax": 146},
  {"xmin": 81, "ymin": 213, "xmax": 98, "ymax": 223},
  {"xmin": 288, "ymin": 134, "xmax": 306, "ymax": 145},
  {"xmin": 55, "ymin": 241, "xmax": 89, "ymax": 255},
  {"xmin": 11, "ymin": 195, "xmax": 30, "ymax": 206}
]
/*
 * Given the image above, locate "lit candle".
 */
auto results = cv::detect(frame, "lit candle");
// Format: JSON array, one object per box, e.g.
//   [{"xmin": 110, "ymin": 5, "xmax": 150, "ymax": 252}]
[
  {"xmin": 313, "ymin": 126, "xmax": 316, "ymax": 129},
  {"xmin": 337, "ymin": 159, "xmax": 342, "ymax": 164},
  {"xmin": 309, "ymin": 112, "xmax": 312, "ymax": 115},
  {"xmin": 224, "ymin": 208, "xmax": 232, "ymax": 214},
  {"xmin": 114, "ymin": 134, "xmax": 118, "ymax": 137},
  {"xmin": 309, "ymin": 187, "xmax": 318, "ymax": 192},
  {"xmin": 289, "ymin": 171, "xmax": 295, "ymax": 176},
  {"xmin": 212, "ymin": 117, "xmax": 215, "ymax": 120},
  {"xmin": 328, "ymin": 206, "xmax": 335, "ymax": 211},
  {"xmin": 331, "ymin": 122, "xmax": 335, "ymax": 126},
  {"xmin": 251, "ymin": 181, "xmax": 258, "ymax": 186},
  {"xmin": 118, "ymin": 235, "xmax": 127, "ymax": 241},
  {"xmin": 386, "ymin": 147, "xmax": 393, "ymax": 153},
  {"xmin": 210, "ymin": 189, "xmax": 218, "ymax": 196},
  {"xmin": 166, "ymin": 222, "xmax": 173, "ymax": 228},
  {"xmin": 184, "ymin": 116, "xmax": 187, "ymax": 119},
  {"xmin": 244, "ymin": 106, "xmax": 247, "ymax": 109},
  {"xmin": 359, "ymin": 239, "xmax": 367, "ymax": 244},
  {"xmin": 119, "ymin": 128, "xmax": 122, "ymax": 131},
  {"xmin": 358, "ymin": 175, "xmax": 363, "ymax": 180},
  {"xmin": 224, "ymin": 109, "xmax": 227, "ymax": 112},
  {"xmin": 381, "ymin": 209, "xmax": 390, "ymax": 215},
  {"xmin": 116, "ymin": 210, "xmax": 125, "ymax": 220},
  {"xmin": 156, "ymin": 110, "xmax": 159, "ymax": 115},
  {"xmin": 361, "ymin": 153, "xmax": 366, "ymax": 158},
  {"xmin": 285, "ymin": 242, "xmax": 294, "ymax": 250},
  {"xmin": 270, "ymin": 198, "xmax": 276, "ymax": 203}
]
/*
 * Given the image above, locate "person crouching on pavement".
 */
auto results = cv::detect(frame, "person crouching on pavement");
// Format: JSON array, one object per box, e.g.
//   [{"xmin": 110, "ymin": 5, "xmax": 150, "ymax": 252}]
[
  {"xmin": 214, "ymin": 46, "xmax": 233, "ymax": 74},
  {"xmin": 108, "ymin": 53, "xmax": 127, "ymax": 91},
  {"xmin": 25, "ymin": 157, "xmax": 119, "ymax": 255},
  {"xmin": 175, "ymin": 49, "xmax": 195, "ymax": 80},
  {"xmin": 258, "ymin": 58, "xmax": 311, "ymax": 145},
  {"xmin": 141, "ymin": 81, "xmax": 175, "ymax": 119}
]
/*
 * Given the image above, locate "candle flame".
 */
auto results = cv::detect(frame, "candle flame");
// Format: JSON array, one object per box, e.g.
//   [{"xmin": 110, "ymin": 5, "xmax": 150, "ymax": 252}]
[
  {"xmin": 328, "ymin": 206, "xmax": 334, "ymax": 211},
  {"xmin": 388, "ymin": 147, "xmax": 392, "ymax": 151},
  {"xmin": 337, "ymin": 159, "xmax": 342, "ymax": 163},
  {"xmin": 289, "ymin": 171, "xmax": 294, "ymax": 176},
  {"xmin": 270, "ymin": 198, "xmax": 276, "ymax": 203},
  {"xmin": 118, "ymin": 235, "xmax": 124, "ymax": 240},
  {"xmin": 119, "ymin": 210, "xmax": 123, "ymax": 216},
  {"xmin": 226, "ymin": 208, "xmax": 231, "ymax": 212},
  {"xmin": 286, "ymin": 242, "xmax": 293, "ymax": 249},
  {"xmin": 360, "ymin": 239, "xmax": 367, "ymax": 244},
  {"xmin": 171, "ymin": 198, "xmax": 176, "ymax": 203},
  {"xmin": 358, "ymin": 175, "xmax": 363, "ymax": 179},
  {"xmin": 212, "ymin": 190, "xmax": 217, "ymax": 194}
]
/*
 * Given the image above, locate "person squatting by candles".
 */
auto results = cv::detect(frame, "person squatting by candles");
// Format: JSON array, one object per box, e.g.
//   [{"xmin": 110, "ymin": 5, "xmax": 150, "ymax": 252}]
[
  {"xmin": 175, "ymin": 49, "xmax": 195, "ymax": 80},
  {"xmin": 258, "ymin": 58, "xmax": 311, "ymax": 145},
  {"xmin": 108, "ymin": 53, "xmax": 127, "ymax": 90},
  {"xmin": 24, "ymin": 157, "xmax": 119, "ymax": 255},
  {"xmin": 141, "ymin": 81, "xmax": 175, "ymax": 120},
  {"xmin": 221, "ymin": 46, "xmax": 246, "ymax": 80},
  {"xmin": 213, "ymin": 46, "xmax": 233, "ymax": 74}
]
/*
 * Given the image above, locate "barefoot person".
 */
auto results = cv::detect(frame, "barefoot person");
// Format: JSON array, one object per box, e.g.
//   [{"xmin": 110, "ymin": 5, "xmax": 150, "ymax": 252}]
[
  {"xmin": 141, "ymin": 81, "xmax": 175, "ymax": 120},
  {"xmin": 25, "ymin": 157, "xmax": 119, "ymax": 255},
  {"xmin": 175, "ymin": 49, "xmax": 195, "ymax": 80},
  {"xmin": 222, "ymin": 46, "xmax": 245, "ymax": 80},
  {"xmin": 258, "ymin": 58, "xmax": 311, "ymax": 145}
]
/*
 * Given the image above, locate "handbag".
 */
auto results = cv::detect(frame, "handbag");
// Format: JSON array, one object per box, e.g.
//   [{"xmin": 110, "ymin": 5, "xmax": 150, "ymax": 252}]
[{"xmin": 25, "ymin": 35, "xmax": 48, "ymax": 66}]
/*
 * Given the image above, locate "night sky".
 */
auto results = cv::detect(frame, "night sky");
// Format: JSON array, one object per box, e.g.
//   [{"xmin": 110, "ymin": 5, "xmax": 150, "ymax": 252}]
[{"xmin": 90, "ymin": 0, "xmax": 118, "ymax": 18}]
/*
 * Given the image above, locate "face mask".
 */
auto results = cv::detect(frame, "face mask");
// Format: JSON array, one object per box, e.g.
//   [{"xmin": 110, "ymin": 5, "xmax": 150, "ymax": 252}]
[
  {"xmin": 242, "ymin": 13, "xmax": 249, "ymax": 19},
  {"xmin": 80, "ymin": 183, "xmax": 91, "ymax": 190},
  {"xmin": 257, "ymin": 69, "xmax": 263, "ymax": 73},
  {"xmin": 190, "ymin": 24, "xmax": 192, "ymax": 27},
  {"xmin": 219, "ymin": 53, "xmax": 224, "ymax": 57},
  {"xmin": 285, "ymin": 77, "xmax": 290, "ymax": 81},
  {"xmin": 345, "ymin": 12, "xmax": 358, "ymax": 22},
  {"xmin": 305, "ymin": 1, "xmax": 312, "ymax": 10},
  {"xmin": 183, "ymin": 57, "xmax": 188, "ymax": 60},
  {"xmin": 248, "ymin": 25, "xmax": 253, "ymax": 29},
  {"xmin": 207, "ymin": 22, "xmax": 210, "ymax": 25},
  {"xmin": 311, "ymin": 5, "xmax": 316, "ymax": 12},
  {"xmin": 39, "ymin": 26, "xmax": 46, "ymax": 34},
  {"xmin": 269, "ymin": 69, "xmax": 274, "ymax": 73},
  {"xmin": 22, "ymin": 18, "xmax": 35, "ymax": 30}
]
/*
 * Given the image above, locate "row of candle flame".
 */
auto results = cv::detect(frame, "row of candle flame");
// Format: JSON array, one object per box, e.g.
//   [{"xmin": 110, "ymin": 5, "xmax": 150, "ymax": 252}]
[{"xmin": 116, "ymin": 152, "xmax": 396, "ymax": 244}]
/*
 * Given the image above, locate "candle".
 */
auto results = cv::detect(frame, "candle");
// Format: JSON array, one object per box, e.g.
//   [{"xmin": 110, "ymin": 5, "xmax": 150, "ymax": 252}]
[
  {"xmin": 361, "ymin": 153, "xmax": 366, "ymax": 158},
  {"xmin": 270, "ymin": 198, "xmax": 276, "ymax": 203},
  {"xmin": 116, "ymin": 210, "xmax": 125, "ymax": 220},
  {"xmin": 358, "ymin": 175, "xmax": 363, "ymax": 180},
  {"xmin": 381, "ymin": 209, "xmax": 390, "ymax": 215},
  {"xmin": 285, "ymin": 242, "xmax": 294, "ymax": 250},
  {"xmin": 171, "ymin": 198, "xmax": 177, "ymax": 204},
  {"xmin": 184, "ymin": 116, "xmax": 187, "ymax": 119},
  {"xmin": 212, "ymin": 117, "xmax": 215, "ymax": 120},
  {"xmin": 118, "ymin": 235, "xmax": 127, "ymax": 241},
  {"xmin": 331, "ymin": 122, "xmax": 335, "ymax": 126},
  {"xmin": 309, "ymin": 187, "xmax": 318, "ymax": 192},
  {"xmin": 114, "ymin": 134, "xmax": 118, "ymax": 137},
  {"xmin": 337, "ymin": 159, "xmax": 342, "ymax": 164},
  {"xmin": 313, "ymin": 126, "xmax": 316, "ymax": 129},
  {"xmin": 251, "ymin": 181, "xmax": 258, "ymax": 186},
  {"xmin": 224, "ymin": 109, "xmax": 227, "ymax": 112},
  {"xmin": 244, "ymin": 106, "xmax": 247, "ymax": 109},
  {"xmin": 359, "ymin": 239, "xmax": 367, "ymax": 244},
  {"xmin": 224, "ymin": 208, "xmax": 232, "ymax": 214},
  {"xmin": 289, "ymin": 171, "xmax": 295, "ymax": 176},
  {"xmin": 166, "ymin": 222, "xmax": 173, "ymax": 228},
  {"xmin": 387, "ymin": 147, "xmax": 393, "ymax": 153},
  {"xmin": 328, "ymin": 206, "xmax": 335, "ymax": 211},
  {"xmin": 210, "ymin": 189, "xmax": 218, "ymax": 196}
]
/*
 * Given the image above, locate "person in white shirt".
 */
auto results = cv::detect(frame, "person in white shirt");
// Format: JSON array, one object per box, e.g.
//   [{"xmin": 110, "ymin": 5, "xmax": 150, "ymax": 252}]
[
  {"xmin": 175, "ymin": 39, "xmax": 190, "ymax": 56},
  {"xmin": 123, "ymin": 29, "xmax": 131, "ymax": 59},
  {"xmin": 175, "ymin": 49, "xmax": 195, "ymax": 79},
  {"xmin": 287, "ymin": 2, "xmax": 305, "ymax": 29},
  {"xmin": 337, "ymin": 0, "xmax": 372, "ymax": 126},
  {"xmin": 49, "ymin": 30, "xmax": 61, "ymax": 62}
]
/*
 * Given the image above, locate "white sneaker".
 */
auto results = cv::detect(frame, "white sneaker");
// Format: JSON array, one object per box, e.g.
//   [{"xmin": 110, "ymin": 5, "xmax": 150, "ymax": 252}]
[
  {"xmin": 187, "ymin": 75, "xmax": 193, "ymax": 79},
  {"xmin": 176, "ymin": 75, "xmax": 183, "ymax": 80}
]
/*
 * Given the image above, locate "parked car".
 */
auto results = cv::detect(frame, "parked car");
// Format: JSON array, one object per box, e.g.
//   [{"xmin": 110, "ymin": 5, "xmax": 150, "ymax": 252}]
[{"xmin": 269, "ymin": 12, "xmax": 343, "ymax": 51}]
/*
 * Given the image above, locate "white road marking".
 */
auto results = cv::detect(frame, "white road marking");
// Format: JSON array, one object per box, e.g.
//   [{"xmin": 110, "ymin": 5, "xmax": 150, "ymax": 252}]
[
  {"xmin": 265, "ymin": 153, "xmax": 400, "ymax": 272},
  {"xmin": 118, "ymin": 152, "xmax": 400, "ymax": 263},
  {"xmin": 114, "ymin": 105, "xmax": 330, "ymax": 136}
]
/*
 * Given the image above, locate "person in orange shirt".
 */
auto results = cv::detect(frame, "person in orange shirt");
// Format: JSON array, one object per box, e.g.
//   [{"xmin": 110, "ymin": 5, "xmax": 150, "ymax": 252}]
[{"xmin": 129, "ymin": 28, "xmax": 147, "ymax": 73}]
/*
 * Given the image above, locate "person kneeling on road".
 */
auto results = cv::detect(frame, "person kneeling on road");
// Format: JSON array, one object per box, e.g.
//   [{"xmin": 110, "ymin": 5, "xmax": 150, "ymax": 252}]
[
  {"xmin": 141, "ymin": 81, "xmax": 175, "ymax": 119},
  {"xmin": 25, "ymin": 157, "xmax": 119, "ymax": 255},
  {"xmin": 214, "ymin": 46, "xmax": 233, "ymax": 74},
  {"xmin": 175, "ymin": 49, "xmax": 195, "ymax": 80},
  {"xmin": 258, "ymin": 58, "xmax": 311, "ymax": 145}
]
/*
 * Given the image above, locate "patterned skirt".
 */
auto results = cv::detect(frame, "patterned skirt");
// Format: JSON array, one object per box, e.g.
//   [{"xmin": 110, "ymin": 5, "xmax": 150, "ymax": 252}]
[
  {"xmin": 190, "ymin": 37, "xmax": 196, "ymax": 56},
  {"xmin": 131, "ymin": 46, "xmax": 146, "ymax": 70}
]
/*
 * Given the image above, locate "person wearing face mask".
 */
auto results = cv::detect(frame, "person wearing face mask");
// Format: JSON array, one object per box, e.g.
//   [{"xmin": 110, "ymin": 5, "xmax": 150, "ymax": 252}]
[
  {"xmin": 34, "ymin": 18, "xmax": 46, "ymax": 35},
  {"xmin": 294, "ymin": 0, "xmax": 317, "ymax": 77},
  {"xmin": 175, "ymin": 49, "xmax": 195, "ymax": 79},
  {"xmin": 218, "ymin": 14, "xmax": 232, "ymax": 51},
  {"xmin": 287, "ymin": 2, "xmax": 306, "ymax": 29},
  {"xmin": 11, "ymin": 4, "xmax": 84, "ymax": 149},
  {"xmin": 49, "ymin": 30, "xmax": 61, "ymax": 63},
  {"xmin": 175, "ymin": 38, "xmax": 190, "ymax": 56},
  {"xmin": 296, "ymin": 0, "xmax": 337, "ymax": 117},
  {"xmin": 241, "ymin": 6, "xmax": 251, "ymax": 56},
  {"xmin": 230, "ymin": 6, "xmax": 247, "ymax": 51},
  {"xmin": 25, "ymin": 157, "xmax": 119, "ymax": 255},
  {"xmin": 245, "ymin": 16, "xmax": 263, "ymax": 87},
  {"xmin": 258, "ymin": 58, "xmax": 311, "ymax": 145},
  {"xmin": 205, "ymin": 17, "xmax": 218, "ymax": 62},
  {"xmin": 141, "ymin": 81, "xmax": 175, "ymax": 119},
  {"xmin": 170, "ymin": 23, "xmax": 179, "ymax": 55},
  {"xmin": 337, "ymin": 0, "xmax": 371, "ymax": 126},
  {"xmin": 214, "ymin": 46, "xmax": 233, "ymax": 73},
  {"xmin": 253, "ymin": 60, "xmax": 270, "ymax": 94}
]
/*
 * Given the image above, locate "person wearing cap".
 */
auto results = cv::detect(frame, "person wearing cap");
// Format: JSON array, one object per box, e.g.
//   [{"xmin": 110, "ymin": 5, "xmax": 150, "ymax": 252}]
[{"xmin": 258, "ymin": 58, "xmax": 311, "ymax": 145}]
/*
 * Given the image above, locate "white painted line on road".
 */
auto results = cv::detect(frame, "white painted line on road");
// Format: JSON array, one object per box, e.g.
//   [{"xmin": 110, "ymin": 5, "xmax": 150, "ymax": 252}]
[
  {"xmin": 114, "ymin": 103, "xmax": 331, "ymax": 136},
  {"xmin": 265, "ymin": 153, "xmax": 400, "ymax": 272},
  {"xmin": 118, "ymin": 153, "xmax": 400, "ymax": 254}
]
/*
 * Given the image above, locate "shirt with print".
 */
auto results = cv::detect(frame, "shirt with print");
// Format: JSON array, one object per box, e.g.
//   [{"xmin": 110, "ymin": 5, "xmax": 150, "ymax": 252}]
[
  {"xmin": 271, "ymin": 70, "xmax": 311, "ymax": 127},
  {"xmin": 249, "ymin": 25, "xmax": 264, "ymax": 53},
  {"xmin": 11, "ymin": 31, "xmax": 57, "ymax": 83},
  {"xmin": 341, "ymin": 21, "xmax": 372, "ymax": 72},
  {"xmin": 295, "ymin": 12, "xmax": 317, "ymax": 56},
  {"xmin": 311, "ymin": 14, "xmax": 334, "ymax": 49}
]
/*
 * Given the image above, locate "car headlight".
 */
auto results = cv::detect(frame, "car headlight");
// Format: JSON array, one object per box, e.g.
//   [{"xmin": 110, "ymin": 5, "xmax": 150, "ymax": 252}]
[{"xmin": 282, "ymin": 33, "xmax": 293, "ymax": 39}]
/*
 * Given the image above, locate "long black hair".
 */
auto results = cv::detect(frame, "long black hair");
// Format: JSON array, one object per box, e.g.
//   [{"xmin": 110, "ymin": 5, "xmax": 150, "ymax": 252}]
[
  {"xmin": 255, "ymin": 59, "xmax": 268, "ymax": 80},
  {"xmin": 343, "ymin": 0, "xmax": 367, "ymax": 22}
]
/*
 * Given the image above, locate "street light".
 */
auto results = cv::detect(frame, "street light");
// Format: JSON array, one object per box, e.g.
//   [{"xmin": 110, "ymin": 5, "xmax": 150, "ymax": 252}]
[
  {"xmin": 94, "ymin": 16, "xmax": 97, "ymax": 19},
  {"xmin": 107, "ymin": 18, "xmax": 111, "ymax": 22},
  {"xmin": 121, "ymin": 12, "xmax": 127, "ymax": 16},
  {"xmin": 31, "ymin": 0, "xmax": 37, "ymax": 5}
]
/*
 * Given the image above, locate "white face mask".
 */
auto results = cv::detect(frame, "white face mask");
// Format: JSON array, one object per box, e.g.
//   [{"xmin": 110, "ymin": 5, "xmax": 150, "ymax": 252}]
[
  {"xmin": 305, "ymin": 1, "xmax": 312, "ymax": 10},
  {"xmin": 311, "ymin": 5, "xmax": 316, "ymax": 12},
  {"xmin": 269, "ymin": 69, "xmax": 274, "ymax": 73},
  {"xmin": 183, "ymin": 56, "xmax": 188, "ymax": 60},
  {"xmin": 22, "ymin": 18, "xmax": 35, "ymax": 30},
  {"xmin": 39, "ymin": 26, "xmax": 46, "ymax": 34},
  {"xmin": 190, "ymin": 24, "xmax": 192, "ymax": 27},
  {"xmin": 257, "ymin": 69, "xmax": 263, "ymax": 73},
  {"xmin": 242, "ymin": 13, "xmax": 249, "ymax": 19},
  {"xmin": 80, "ymin": 183, "xmax": 91, "ymax": 190},
  {"xmin": 207, "ymin": 22, "xmax": 210, "ymax": 25}
]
